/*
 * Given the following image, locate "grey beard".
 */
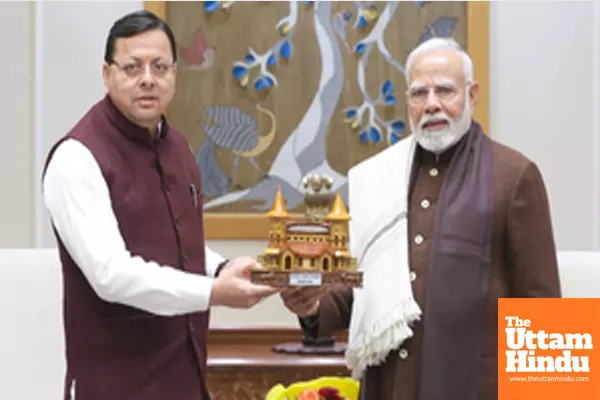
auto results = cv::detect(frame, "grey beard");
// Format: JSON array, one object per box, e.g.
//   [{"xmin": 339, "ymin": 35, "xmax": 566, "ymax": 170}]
[{"xmin": 410, "ymin": 103, "xmax": 472, "ymax": 154}]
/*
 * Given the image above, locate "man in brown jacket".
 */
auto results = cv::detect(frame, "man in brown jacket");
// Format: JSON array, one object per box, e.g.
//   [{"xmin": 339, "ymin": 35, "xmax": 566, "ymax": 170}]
[{"xmin": 281, "ymin": 37, "xmax": 561, "ymax": 400}]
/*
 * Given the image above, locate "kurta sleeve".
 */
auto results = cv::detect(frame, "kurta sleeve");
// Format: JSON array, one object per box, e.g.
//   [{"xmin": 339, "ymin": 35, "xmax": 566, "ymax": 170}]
[
  {"xmin": 204, "ymin": 246, "xmax": 228, "ymax": 278},
  {"xmin": 506, "ymin": 162, "xmax": 561, "ymax": 298},
  {"xmin": 299, "ymin": 287, "xmax": 354, "ymax": 338},
  {"xmin": 43, "ymin": 139, "xmax": 216, "ymax": 316}
]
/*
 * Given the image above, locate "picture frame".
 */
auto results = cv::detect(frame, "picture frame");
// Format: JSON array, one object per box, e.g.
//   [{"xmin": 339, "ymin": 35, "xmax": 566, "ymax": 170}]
[{"xmin": 144, "ymin": 1, "xmax": 490, "ymax": 240}]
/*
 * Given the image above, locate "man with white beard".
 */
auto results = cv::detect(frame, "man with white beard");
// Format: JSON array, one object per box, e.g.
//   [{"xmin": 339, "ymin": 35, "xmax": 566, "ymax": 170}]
[{"xmin": 280, "ymin": 37, "xmax": 561, "ymax": 400}]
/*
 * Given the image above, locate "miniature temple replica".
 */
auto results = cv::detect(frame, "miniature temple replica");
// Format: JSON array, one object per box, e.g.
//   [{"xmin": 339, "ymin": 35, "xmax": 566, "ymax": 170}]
[{"xmin": 251, "ymin": 175, "xmax": 363, "ymax": 288}]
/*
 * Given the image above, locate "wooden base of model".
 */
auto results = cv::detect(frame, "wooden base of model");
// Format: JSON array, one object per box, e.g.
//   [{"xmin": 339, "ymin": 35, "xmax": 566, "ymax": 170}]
[{"xmin": 250, "ymin": 269, "xmax": 363, "ymax": 288}]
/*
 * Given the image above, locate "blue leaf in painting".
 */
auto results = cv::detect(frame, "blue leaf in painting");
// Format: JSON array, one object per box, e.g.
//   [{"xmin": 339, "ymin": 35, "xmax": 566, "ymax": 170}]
[
  {"xmin": 416, "ymin": 1, "xmax": 425, "ymax": 8},
  {"xmin": 369, "ymin": 126, "xmax": 382, "ymax": 143},
  {"xmin": 343, "ymin": 10, "xmax": 353, "ymax": 21},
  {"xmin": 381, "ymin": 80, "xmax": 394, "ymax": 97},
  {"xmin": 354, "ymin": 42, "xmax": 366, "ymax": 54},
  {"xmin": 280, "ymin": 40, "xmax": 292, "ymax": 59},
  {"xmin": 345, "ymin": 108, "xmax": 357, "ymax": 119},
  {"xmin": 267, "ymin": 53, "xmax": 277, "ymax": 67},
  {"xmin": 264, "ymin": 76, "xmax": 274, "ymax": 88},
  {"xmin": 391, "ymin": 120, "xmax": 405, "ymax": 133},
  {"xmin": 304, "ymin": 1, "xmax": 314, "ymax": 5},
  {"xmin": 232, "ymin": 65, "xmax": 248, "ymax": 79},
  {"xmin": 358, "ymin": 16, "xmax": 368, "ymax": 28},
  {"xmin": 416, "ymin": 18, "xmax": 457, "ymax": 46},
  {"xmin": 359, "ymin": 131, "xmax": 369, "ymax": 143},
  {"xmin": 430, "ymin": 17, "xmax": 458, "ymax": 38},
  {"xmin": 390, "ymin": 132, "xmax": 401, "ymax": 144},
  {"xmin": 255, "ymin": 78, "xmax": 264, "ymax": 92},
  {"xmin": 204, "ymin": 1, "xmax": 219, "ymax": 13},
  {"xmin": 384, "ymin": 95, "xmax": 396, "ymax": 106},
  {"xmin": 245, "ymin": 54, "xmax": 256, "ymax": 64}
]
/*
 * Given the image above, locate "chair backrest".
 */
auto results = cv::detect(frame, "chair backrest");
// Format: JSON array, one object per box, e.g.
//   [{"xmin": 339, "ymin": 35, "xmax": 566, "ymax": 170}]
[
  {"xmin": 557, "ymin": 251, "xmax": 600, "ymax": 298},
  {"xmin": 0, "ymin": 248, "xmax": 65, "ymax": 400}
]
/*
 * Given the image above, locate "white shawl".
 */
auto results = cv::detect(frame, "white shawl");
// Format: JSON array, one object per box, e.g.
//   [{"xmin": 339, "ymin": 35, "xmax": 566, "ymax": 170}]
[{"xmin": 345, "ymin": 137, "xmax": 423, "ymax": 381}]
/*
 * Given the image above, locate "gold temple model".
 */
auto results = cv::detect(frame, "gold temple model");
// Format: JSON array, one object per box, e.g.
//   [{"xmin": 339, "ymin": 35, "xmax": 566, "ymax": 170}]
[{"xmin": 251, "ymin": 174, "xmax": 363, "ymax": 288}]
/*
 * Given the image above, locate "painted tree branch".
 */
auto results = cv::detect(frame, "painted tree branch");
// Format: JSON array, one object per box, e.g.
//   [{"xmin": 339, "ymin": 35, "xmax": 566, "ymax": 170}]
[
  {"xmin": 203, "ymin": 1, "xmax": 347, "ymax": 211},
  {"xmin": 342, "ymin": 1, "xmax": 410, "ymax": 146},
  {"xmin": 269, "ymin": 0, "xmax": 346, "ymax": 188},
  {"xmin": 231, "ymin": 1, "xmax": 302, "ymax": 92}
]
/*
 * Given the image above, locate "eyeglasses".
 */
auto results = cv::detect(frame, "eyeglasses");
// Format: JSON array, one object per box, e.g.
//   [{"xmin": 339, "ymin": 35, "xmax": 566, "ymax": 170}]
[
  {"xmin": 407, "ymin": 82, "xmax": 469, "ymax": 105},
  {"xmin": 110, "ymin": 57, "xmax": 174, "ymax": 79}
]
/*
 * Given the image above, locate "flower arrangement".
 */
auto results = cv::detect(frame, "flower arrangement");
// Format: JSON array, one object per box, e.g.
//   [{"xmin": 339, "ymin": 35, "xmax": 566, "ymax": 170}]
[
  {"xmin": 297, "ymin": 386, "xmax": 349, "ymax": 400},
  {"xmin": 266, "ymin": 377, "xmax": 359, "ymax": 400}
]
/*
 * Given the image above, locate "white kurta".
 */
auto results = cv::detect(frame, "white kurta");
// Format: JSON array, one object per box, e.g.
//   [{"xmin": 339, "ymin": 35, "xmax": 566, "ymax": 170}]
[{"xmin": 43, "ymin": 138, "xmax": 226, "ymax": 316}]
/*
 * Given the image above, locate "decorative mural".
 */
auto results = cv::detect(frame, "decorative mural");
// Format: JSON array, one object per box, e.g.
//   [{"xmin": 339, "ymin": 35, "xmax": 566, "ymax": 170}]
[{"xmin": 166, "ymin": 1, "xmax": 467, "ymax": 214}]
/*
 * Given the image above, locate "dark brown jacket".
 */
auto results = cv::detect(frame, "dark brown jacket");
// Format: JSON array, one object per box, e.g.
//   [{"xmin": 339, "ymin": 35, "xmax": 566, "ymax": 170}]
[
  {"xmin": 44, "ymin": 96, "xmax": 211, "ymax": 400},
  {"xmin": 302, "ymin": 136, "xmax": 561, "ymax": 400}
]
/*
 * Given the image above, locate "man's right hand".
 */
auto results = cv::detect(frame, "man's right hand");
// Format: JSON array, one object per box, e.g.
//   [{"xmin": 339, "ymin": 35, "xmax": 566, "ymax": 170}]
[
  {"xmin": 209, "ymin": 257, "xmax": 280, "ymax": 308},
  {"xmin": 280, "ymin": 286, "xmax": 327, "ymax": 318}
]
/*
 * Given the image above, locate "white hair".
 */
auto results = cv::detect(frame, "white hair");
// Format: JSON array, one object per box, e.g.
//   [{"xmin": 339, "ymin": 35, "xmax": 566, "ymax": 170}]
[{"xmin": 404, "ymin": 37, "xmax": 474, "ymax": 84}]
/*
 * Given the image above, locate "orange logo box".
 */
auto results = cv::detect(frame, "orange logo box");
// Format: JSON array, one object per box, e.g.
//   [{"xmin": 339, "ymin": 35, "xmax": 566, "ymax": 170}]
[{"xmin": 498, "ymin": 298, "xmax": 599, "ymax": 400}]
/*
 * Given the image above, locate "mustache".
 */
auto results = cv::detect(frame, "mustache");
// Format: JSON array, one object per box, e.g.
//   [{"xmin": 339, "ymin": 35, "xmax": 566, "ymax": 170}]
[{"xmin": 419, "ymin": 114, "xmax": 451, "ymax": 129}]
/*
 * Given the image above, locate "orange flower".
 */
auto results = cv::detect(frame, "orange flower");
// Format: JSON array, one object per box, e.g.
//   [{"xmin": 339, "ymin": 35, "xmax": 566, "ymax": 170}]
[{"xmin": 298, "ymin": 389, "xmax": 320, "ymax": 400}]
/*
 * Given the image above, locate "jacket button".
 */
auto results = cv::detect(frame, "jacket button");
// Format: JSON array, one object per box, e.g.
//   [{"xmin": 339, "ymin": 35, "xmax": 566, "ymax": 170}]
[
  {"xmin": 414, "ymin": 234, "xmax": 424, "ymax": 245},
  {"xmin": 429, "ymin": 168, "xmax": 439, "ymax": 177},
  {"xmin": 399, "ymin": 348, "xmax": 409, "ymax": 360},
  {"xmin": 410, "ymin": 271, "xmax": 417, "ymax": 282}
]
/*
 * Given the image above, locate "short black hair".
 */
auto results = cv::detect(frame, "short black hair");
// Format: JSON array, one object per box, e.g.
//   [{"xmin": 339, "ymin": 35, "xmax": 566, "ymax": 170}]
[{"xmin": 104, "ymin": 10, "xmax": 177, "ymax": 64}]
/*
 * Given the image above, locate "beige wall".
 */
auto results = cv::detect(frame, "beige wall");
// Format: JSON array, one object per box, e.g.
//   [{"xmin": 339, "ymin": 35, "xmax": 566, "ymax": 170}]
[
  {"xmin": 0, "ymin": 2, "xmax": 34, "ymax": 247},
  {"xmin": 0, "ymin": 1, "xmax": 599, "ymax": 329},
  {"xmin": 490, "ymin": 1, "xmax": 600, "ymax": 251}
]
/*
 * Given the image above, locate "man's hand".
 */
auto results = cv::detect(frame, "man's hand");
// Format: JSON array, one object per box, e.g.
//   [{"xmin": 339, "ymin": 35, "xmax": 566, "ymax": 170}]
[
  {"xmin": 209, "ymin": 257, "xmax": 280, "ymax": 309},
  {"xmin": 280, "ymin": 286, "xmax": 328, "ymax": 318}
]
